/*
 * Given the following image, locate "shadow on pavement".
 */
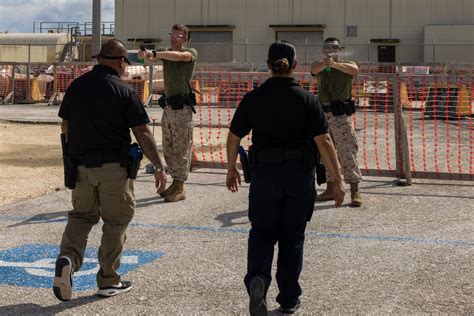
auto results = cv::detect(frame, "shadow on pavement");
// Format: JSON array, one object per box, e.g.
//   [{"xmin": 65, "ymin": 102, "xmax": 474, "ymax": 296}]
[
  {"xmin": 7, "ymin": 211, "xmax": 69, "ymax": 227},
  {"xmin": 215, "ymin": 210, "xmax": 249, "ymax": 228},
  {"xmin": 0, "ymin": 294, "xmax": 102, "ymax": 315}
]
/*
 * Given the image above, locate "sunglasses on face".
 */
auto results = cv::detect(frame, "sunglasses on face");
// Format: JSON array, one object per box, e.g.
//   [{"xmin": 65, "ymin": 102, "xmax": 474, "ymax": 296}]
[
  {"xmin": 323, "ymin": 44, "xmax": 340, "ymax": 50},
  {"xmin": 93, "ymin": 53, "xmax": 131, "ymax": 65},
  {"xmin": 169, "ymin": 32, "xmax": 185, "ymax": 39}
]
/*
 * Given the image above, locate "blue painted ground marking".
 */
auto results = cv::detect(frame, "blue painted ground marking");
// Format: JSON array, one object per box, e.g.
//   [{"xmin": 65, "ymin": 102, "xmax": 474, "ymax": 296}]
[
  {"xmin": 0, "ymin": 244, "xmax": 164, "ymax": 291},
  {"xmin": 0, "ymin": 215, "xmax": 473, "ymax": 248}
]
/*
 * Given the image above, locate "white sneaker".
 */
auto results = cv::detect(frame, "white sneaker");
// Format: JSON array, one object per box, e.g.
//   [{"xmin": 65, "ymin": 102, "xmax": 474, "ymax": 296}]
[{"xmin": 97, "ymin": 281, "xmax": 133, "ymax": 297}]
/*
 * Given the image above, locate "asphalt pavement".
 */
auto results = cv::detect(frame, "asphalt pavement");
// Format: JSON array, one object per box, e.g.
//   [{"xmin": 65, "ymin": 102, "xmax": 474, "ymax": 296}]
[{"xmin": 0, "ymin": 104, "xmax": 472, "ymax": 314}]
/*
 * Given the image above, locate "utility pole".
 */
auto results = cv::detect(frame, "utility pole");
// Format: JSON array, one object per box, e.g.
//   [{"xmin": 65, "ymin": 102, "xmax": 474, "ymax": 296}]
[{"xmin": 92, "ymin": 0, "xmax": 101, "ymax": 56}]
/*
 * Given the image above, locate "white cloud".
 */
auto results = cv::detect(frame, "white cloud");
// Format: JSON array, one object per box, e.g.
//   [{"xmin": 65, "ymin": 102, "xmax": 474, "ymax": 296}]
[{"xmin": 0, "ymin": 0, "xmax": 114, "ymax": 33}]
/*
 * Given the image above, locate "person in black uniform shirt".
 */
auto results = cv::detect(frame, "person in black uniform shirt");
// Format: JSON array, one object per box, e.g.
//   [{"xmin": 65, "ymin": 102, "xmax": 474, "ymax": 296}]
[
  {"xmin": 53, "ymin": 39, "xmax": 166, "ymax": 301},
  {"xmin": 226, "ymin": 41, "xmax": 345, "ymax": 315}
]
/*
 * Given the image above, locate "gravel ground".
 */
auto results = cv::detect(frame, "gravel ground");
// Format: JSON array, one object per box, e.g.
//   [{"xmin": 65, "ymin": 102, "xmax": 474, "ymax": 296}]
[
  {"xmin": 0, "ymin": 121, "xmax": 161, "ymax": 207},
  {"xmin": 0, "ymin": 122, "xmax": 64, "ymax": 206}
]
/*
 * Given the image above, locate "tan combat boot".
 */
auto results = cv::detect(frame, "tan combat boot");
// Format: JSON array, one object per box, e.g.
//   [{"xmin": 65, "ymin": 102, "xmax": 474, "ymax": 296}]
[
  {"xmin": 315, "ymin": 182, "xmax": 335, "ymax": 201},
  {"xmin": 350, "ymin": 182, "xmax": 362, "ymax": 207},
  {"xmin": 159, "ymin": 179, "xmax": 177, "ymax": 198},
  {"xmin": 164, "ymin": 180, "xmax": 185, "ymax": 202}
]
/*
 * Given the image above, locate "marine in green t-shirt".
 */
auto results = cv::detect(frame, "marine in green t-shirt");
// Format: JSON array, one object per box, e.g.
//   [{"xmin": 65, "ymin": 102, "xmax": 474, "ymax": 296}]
[
  {"xmin": 156, "ymin": 47, "xmax": 198, "ymax": 96},
  {"xmin": 310, "ymin": 37, "xmax": 363, "ymax": 207},
  {"xmin": 138, "ymin": 24, "xmax": 198, "ymax": 203},
  {"xmin": 314, "ymin": 59, "xmax": 356, "ymax": 102}
]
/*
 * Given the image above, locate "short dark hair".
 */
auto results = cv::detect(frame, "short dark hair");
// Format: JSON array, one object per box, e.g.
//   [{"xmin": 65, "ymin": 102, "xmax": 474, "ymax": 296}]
[
  {"xmin": 324, "ymin": 37, "xmax": 341, "ymax": 44},
  {"xmin": 172, "ymin": 24, "xmax": 190, "ymax": 41},
  {"xmin": 267, "ymin": 40, "xmax": 296, "ymax": 74}
]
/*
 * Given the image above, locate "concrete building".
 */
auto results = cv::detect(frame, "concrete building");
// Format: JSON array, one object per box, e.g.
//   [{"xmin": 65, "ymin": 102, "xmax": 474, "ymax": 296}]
[{"xmin": 115, "ymin": 0, "xmax": 474, "ymax": 64}]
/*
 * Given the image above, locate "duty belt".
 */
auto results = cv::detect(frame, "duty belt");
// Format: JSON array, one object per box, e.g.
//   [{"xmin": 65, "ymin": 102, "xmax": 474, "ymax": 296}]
[
  {"xmin": 73, "ymin": 151, "xmax": 123, "ymax": 168},
  {"xmin": 255, "ymin": 148, "xmax": 303, "ymax": 163}
]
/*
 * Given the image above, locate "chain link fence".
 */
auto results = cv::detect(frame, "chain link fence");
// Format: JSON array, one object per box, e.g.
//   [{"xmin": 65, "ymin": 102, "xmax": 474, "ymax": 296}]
[{"xmin": 1, "ymin": 42, "xmax": 474, "ymax": 64}]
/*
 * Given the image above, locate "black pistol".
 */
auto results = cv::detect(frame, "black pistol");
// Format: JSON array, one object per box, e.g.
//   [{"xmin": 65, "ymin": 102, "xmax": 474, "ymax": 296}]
[{"xmin": 238, "ymin": 146, "xmax": 251, "ymax": 183}]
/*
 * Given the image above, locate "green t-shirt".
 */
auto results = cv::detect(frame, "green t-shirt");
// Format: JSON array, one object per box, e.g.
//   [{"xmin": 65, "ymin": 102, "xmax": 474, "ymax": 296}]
[
  {"xmin": 315, "ymin": 60, "xmax": 356, "ymax": 102},
  {"xmin": 158, "ymin": 47, "xmax": 198, "ymax": 96}
]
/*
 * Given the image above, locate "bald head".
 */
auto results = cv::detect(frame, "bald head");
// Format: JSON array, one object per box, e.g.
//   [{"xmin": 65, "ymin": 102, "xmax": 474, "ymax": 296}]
[
  {"xmin": 99, "ymin": 39, "xmax": 127, "ymax": 57},
  {"xmin": 96, "ymin": 39, "xmax": 129, "ymax": 75}
]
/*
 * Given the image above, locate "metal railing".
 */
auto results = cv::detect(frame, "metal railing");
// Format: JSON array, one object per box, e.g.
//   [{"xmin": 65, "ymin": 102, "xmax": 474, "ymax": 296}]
[
  {"xmin": 1, "ymin": 42, "xmax": 474, "ymax": 64},
  {"xmin": 33, "ymin": 21, "xmax": 115, "ymax": 36}
]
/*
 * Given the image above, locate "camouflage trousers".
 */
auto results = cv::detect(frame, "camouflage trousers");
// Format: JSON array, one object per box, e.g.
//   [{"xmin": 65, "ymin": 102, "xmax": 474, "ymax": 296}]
[
  {"xmin": 161, "ymin": 106, "xmax": 194, "ymax": 181},
  {"xmin": 325, "ymin": 112, "xmax": 362, "ymax": 183}
]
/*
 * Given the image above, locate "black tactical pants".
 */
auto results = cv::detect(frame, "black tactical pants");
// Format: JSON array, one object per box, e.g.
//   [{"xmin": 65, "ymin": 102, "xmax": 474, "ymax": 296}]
[{"xmin": 244, "ymin": 158, "xmax": 316, "ymax": 308}]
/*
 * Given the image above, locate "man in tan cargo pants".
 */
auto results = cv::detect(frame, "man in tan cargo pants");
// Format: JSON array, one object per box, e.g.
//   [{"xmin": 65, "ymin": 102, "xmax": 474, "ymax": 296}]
[
  {"xmin": 53, "ymin": 39, "xmax": 166, "ymax": 301},
  {"xmin": 139, "ymin": 24, "xmax": 198, "ymax": 203}
]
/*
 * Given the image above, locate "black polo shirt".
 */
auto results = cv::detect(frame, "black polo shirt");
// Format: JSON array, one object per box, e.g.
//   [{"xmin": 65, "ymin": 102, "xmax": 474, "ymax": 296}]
[
  {"xmin": 58, "ymin": 65, "xmax": 150, "ymax": 155},
  {"xmin": 230, "ymin": 77, "xmax": 328, "ymax": 149}
]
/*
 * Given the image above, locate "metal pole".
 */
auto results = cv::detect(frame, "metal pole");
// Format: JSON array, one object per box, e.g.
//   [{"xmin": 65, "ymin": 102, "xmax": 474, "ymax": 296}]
[
  {"xmin": 48, "ymin": 63, "xmax": 58, "ymax": 106},
  {"xmin": 11, "ymin": 63, "xmax": 16, "ymax": 104},
  {"xmin": 27, "ymin": 44, "xmax": 31, "ymax": 102},
  {"xmin": 367, "ymin": 40, "xmax": 370, "ymax": 62},
  {"xmin": 148, "ymin": 65, "xmax": 153, "ymax": 107},
  {"xmin": 392, "ymin": 74, "xmax": 412, "ymax": 185},
  {"xmin": 305, "ymin": 38, "xmax": 308, "ymax": 64},
  {"xmin": 92, "ymin": 0, "xmax": 102, "ymax": 56},
  {"xmin": 245, "ymin": 38, "xmax": 248, "ymax": 64}
]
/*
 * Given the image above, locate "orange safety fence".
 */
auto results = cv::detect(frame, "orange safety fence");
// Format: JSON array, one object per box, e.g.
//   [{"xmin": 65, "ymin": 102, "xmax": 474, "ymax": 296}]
[
  {"xmin": 191, "ymin": 68, "xmax": 473, "ymax": 181},
  {"xmin": 399, "ymin": 74, "xmax": 473, "ymax": 180},
  {"xmin": 1, "ymin": 61, "xmax": 473, "ymax": 181},
  {"xmin": 0, "ymin": 63, "xmax": 54, "ymax": 103},
  {"xmin": 0, "ymin": 63, "xmax": 13, "ymax": 101}
]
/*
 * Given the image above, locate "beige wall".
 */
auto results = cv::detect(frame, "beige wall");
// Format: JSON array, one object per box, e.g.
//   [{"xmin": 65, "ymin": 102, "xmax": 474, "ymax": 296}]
[
  {"xmin": 115, "ymin": 0, "xmax": 474, "ymax": 63},
  {"xmin": 424, "ymin": 25, "xmax": 474, "ymax": 63}
]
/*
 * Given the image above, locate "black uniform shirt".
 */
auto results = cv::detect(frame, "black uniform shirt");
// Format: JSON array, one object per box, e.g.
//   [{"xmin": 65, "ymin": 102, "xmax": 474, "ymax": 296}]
[
  {"xmin": 230, "ymin": 77, "xmax": 328, "ymax": 149},
  {"xmin": 58, "ymin": 65, "xmax": 150, "ymax": 155}
]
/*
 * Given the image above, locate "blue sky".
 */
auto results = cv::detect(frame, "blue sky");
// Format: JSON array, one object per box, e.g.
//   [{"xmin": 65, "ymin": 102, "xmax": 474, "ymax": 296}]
[{"xmin": 0, "ymin": 0, "xmax": 114, "ymax": 33}]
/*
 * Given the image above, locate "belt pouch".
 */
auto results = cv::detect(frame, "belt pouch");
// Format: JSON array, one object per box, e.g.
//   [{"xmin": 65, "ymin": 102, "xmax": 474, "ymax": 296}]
[
  {"xmin": 168, "ymin": 95, "xmax": 185, "ymax": 110},
  {"xmin": 343, "ymin": 100, "xmax": 356, "ymax": 116},
  {"xmin": 330, "ymin": 101, "xmax": 345, "ymax": 116},
  {"xmin": 158, "ymin": 94, "xmax": 167, "ymax": 108}
]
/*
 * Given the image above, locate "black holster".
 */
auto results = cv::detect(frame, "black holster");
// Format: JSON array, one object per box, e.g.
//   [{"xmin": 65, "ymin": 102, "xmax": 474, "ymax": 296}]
[
  {"xmin": 305, "ymin": 138, "xmax": 326, "ymax": 185},
  {"xmin": 316, "ymin": 162, "xmax": 327, "ymax": 186},
  {"xmin": 61, "ymin": 134, "xmax": 77, "ymax": 190},
  {"xmin": 127, "ymin": 143, "xmax": 143, "ymax": 179},
  {"xmin": 64, "ymin": 157, "xmax": 77, "ymax": 190},
  {"xmin": 330, "ymin": 100, "xmax": 355, "ymax": 116},
  {"xmin": 238, "ymin": 146, "xmax": 251, "ymax": 183}
]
